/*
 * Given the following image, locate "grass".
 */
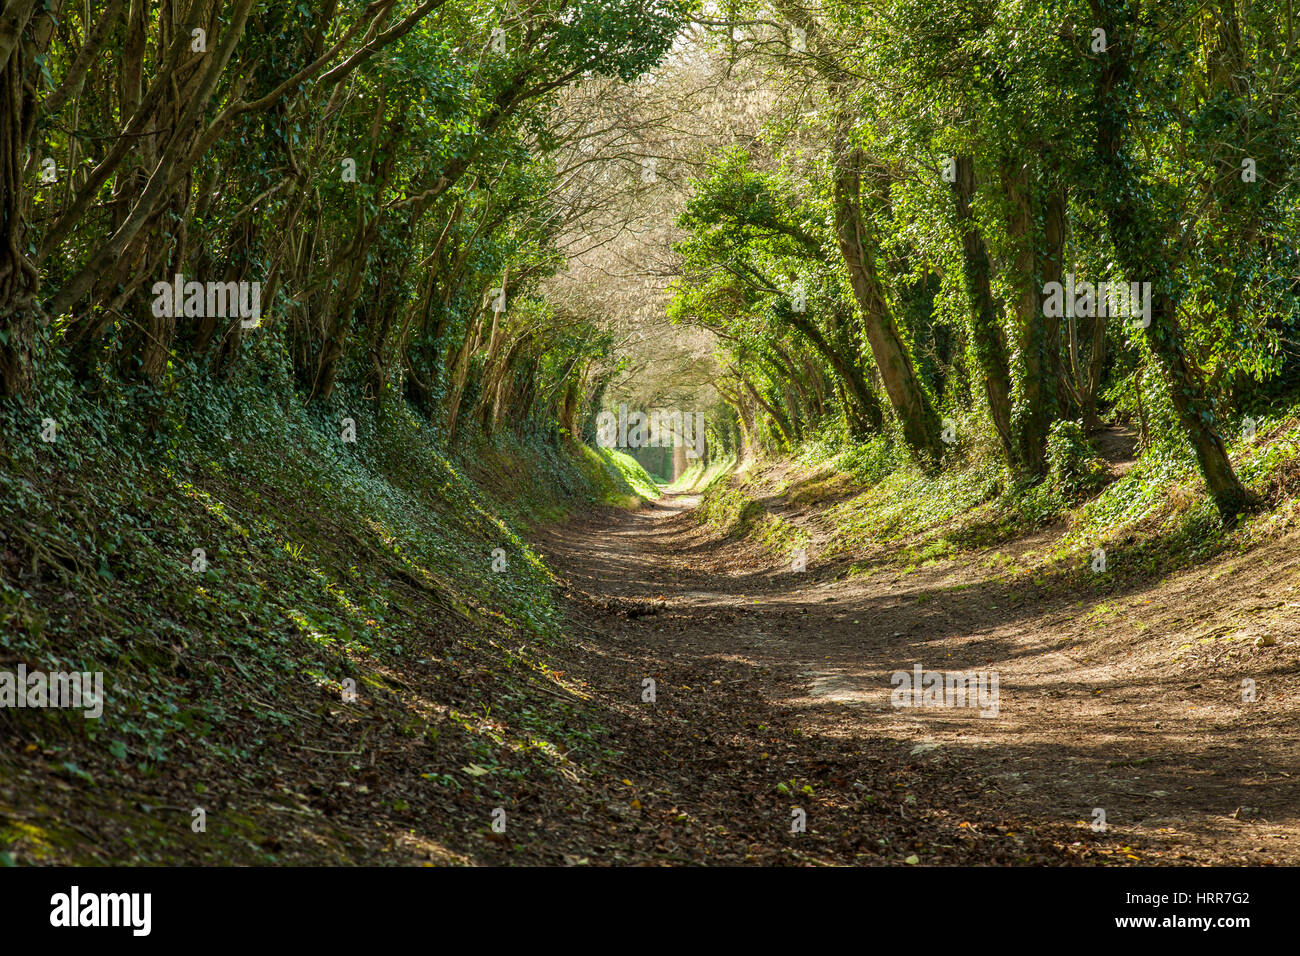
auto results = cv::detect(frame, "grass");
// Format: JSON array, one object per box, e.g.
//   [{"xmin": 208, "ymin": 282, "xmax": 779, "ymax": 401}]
[
  {"xmin": 571, "ymin": 445, "xmax": 661, "ymax": 505},
  {"xmin": 694, "ymin": 471, "xmax": 809, "ymax": 559},
  {"xmin": 600, "ymin": 448, "xmax": 662, "ymax": 501},
  {"xmin": 664, "ymin": 454, "xmax": 736, "ymax": 493},
  {"xmin": 694, "ymin": 400, "xmax": 1300, "ymax": 589}
]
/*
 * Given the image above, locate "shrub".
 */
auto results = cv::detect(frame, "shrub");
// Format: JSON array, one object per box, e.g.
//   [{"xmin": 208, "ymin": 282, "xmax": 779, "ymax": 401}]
[{"xmin": 1047, "ymin": 420, "xmax": 1107, "ymax": 498}]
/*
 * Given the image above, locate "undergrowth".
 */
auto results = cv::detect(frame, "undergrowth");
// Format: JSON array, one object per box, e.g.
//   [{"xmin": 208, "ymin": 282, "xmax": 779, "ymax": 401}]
[
  {"xmin": 0, "ymin": 357, "xmax": 647, "ymax": 863},
  {"xmin": 697, "ymin": 402, "xmax": 1300, "ymax": 588}
]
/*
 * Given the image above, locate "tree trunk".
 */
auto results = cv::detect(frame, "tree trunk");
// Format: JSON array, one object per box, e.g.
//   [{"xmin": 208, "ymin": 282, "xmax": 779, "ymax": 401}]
[
  {"xmin": 672, "ymin": 441, "xmax": 687, "ymax": 481},
  {"xmin": 0, "ymin": 3, "xmax": 42, "ymax": 397},
  {"xmin": 1091, "ymin": 0, "xmax": 1247, "ymax": 523},
  {"xmin": 1001, "ymin": 156, "xmax": 1053, "ymax": 475},
  {"xmin": 831, "ymin": 130, "xmax": 943, "ymax": 467},
  {"xmin": 1037, "ymin": 182, "xmax": 1070, "ymax": 419},
  {"xmin": 951, "ymin": 154, "xmax": 1017, "ymax": 468},
  {"xmin": 740, "ymin": 374, "xmax": 797, "ymax": 448},
  {"xmin": 781, "ymin": 302, "xmax": 884, "ymax": 434}
]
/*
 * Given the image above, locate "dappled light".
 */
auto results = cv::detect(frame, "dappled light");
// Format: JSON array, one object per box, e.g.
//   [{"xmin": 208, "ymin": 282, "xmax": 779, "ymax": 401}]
[{"xmin": 0, "ymin": 0, "xmax": 1295, "ymax": 932}]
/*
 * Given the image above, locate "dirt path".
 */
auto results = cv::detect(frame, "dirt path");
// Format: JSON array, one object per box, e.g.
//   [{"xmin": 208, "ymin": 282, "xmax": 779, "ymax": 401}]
[{"xmin": 534, "ymin": 493, "xmax": 1300, "ymax": 865}]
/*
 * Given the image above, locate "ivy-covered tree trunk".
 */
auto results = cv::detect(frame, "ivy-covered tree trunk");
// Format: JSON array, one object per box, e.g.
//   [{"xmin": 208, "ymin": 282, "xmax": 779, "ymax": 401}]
[
  {"xmin": 1091, "ymin": 0, "xmax": 1248, "ymax": 523},
  {"xmin": 1001, "ymin": 156, "xmax": 1054, "ymax": 476},
  {"xmin": 950, "ymin": 155, "xmax": 1017, "ymax": 468},
  {"xmin": 740, "ymin": 374, "xmax": 798, "ymax": 448},
  {"xmin": 0, "ymin": 0, "xmax": 43, "ymax": 398},
  {"xmin": 832, "ymin": 133, "xmax": 943, "ymax": 467},
  {"xmin": 1037, "ymin": 183, "xmax": 1070, "ymax": 420},
  {"xmin": 779, "ymin": 302, "xmax": 884, "ymax": 434}
]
